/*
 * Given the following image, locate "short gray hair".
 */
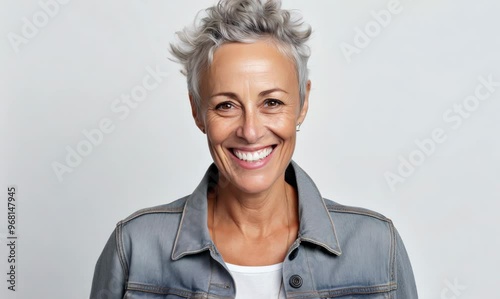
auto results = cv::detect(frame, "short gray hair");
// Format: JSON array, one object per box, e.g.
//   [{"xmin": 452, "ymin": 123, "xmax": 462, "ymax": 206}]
[{"xmin": 169, "ymin": 0, "xmax": 312, "ymax": 111}]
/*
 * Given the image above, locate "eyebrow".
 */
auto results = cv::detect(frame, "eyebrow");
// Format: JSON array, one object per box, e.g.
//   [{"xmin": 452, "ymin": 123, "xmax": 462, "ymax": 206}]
[
  {"xmin": 259, "ymin": 88, "xmax": 288, "ymax": 96},
  {"xmin": 210, "ymin": 88, "xmax": 288, "ymax": 99}
]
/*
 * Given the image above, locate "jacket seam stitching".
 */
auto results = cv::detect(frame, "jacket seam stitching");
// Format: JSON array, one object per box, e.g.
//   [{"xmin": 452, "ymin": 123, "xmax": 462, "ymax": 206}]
[
  {"xmin": 115, "ymin": 221, "xmax": 130, "ymax": 284},
  {"xmin": 303, "ymin": 244, "xmax": 318, "ymax": 294},
  {"xmin": 327, "ymin": 206, "xmax": 390, "ymax": 222},
  {"xmin": 121, "ymin": 207, "xmax": 184, "ymax": 225},
  {"xmin": 208, "ymin": 255, "xmax": 215, "ymax": 294},
  {"xmin": 389, "ymin": 221, "xmax": 397, "ymax": 290}
]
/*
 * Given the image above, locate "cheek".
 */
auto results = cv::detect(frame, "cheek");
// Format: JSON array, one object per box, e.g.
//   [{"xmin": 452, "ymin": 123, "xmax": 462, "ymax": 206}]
[
  {"xmin": 205, "ymin": 115, "xmax": 232, "ymax": 147},
  {"xmin": 266, "ymin": 113, "xmax": 298, "ymax": 138},
  {"xmin": 205, "ymin": 129, "xmax": 228, "ymax": 164}
]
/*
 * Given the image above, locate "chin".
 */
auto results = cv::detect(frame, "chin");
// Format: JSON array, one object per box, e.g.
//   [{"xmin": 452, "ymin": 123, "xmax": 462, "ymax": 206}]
[
  {"xmin": 226, "ymin": 165, "xmax": 285, "ymax": 195},
  {"xmin": 231, "ymin": 177, "xmax": 277, "ymax": 195}
]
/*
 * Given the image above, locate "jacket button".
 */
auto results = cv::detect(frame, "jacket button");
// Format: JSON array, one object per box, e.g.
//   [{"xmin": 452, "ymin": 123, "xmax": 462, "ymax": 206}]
[
  {"xmin": 289, "ymin": 275, "xmax": 303, "ymax": 288},
  {"xmin": 288, "ymin": 248, "xmax": 299, "ymax": 260}
]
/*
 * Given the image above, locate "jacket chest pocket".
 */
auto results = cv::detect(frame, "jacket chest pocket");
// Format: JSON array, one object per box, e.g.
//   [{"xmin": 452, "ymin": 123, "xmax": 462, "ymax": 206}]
[
  {"xmin": 124, "ymin": 283, "xmax": 210, "ymax": 299},
  {"xmin": 124, "ymin": 290, "xmax": 211, "ymax": 299},
  {"xmin": 315, "ymin": 286, "xmax": 393, "ymax": 299},
  {"xmin": 324, "ymin": 294, "xmax": 390, "ymax": 299},
  {"xmin": 124, "ymin": 291, "xmax": 193, "ymax": 299}
]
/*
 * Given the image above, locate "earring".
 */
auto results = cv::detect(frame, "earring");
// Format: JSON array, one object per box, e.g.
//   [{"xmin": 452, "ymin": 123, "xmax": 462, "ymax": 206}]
[{"xmin": 296, "ymin": 122, "xmax": 301, "ymax": 132}]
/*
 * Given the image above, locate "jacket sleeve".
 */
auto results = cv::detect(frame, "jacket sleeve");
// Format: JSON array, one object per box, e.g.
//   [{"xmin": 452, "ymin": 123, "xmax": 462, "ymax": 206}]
[
  {"xmin": 90, "ymin": 227, "xmax": 127, "ymax": 299},
  {"xmin": 394, "ymin": 227, "xmax": 418, "ymax": 298}
]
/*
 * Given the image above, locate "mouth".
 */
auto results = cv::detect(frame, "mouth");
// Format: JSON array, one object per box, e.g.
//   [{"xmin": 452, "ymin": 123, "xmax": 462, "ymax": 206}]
[{"xmin": 231, "ymin": 145, "xmax": 276, "ymax": 162}]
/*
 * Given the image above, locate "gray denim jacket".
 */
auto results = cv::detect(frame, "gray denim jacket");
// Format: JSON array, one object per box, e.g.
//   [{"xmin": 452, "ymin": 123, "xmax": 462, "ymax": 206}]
[{"xmin": 90, "ymin": 161, "xmax": 418, "ymax": 298}]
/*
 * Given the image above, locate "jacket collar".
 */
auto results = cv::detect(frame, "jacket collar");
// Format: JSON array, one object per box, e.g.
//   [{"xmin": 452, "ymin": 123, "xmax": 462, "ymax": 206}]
[{"xmin": 171, "ymin": 161, "xmax": 342, "ymax": 261}]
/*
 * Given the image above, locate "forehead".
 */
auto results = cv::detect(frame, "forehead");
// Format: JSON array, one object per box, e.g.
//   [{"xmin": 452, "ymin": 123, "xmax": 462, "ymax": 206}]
[{"xmin": 201, "ymin": 40, "xmax": 298, "ymax": 93}]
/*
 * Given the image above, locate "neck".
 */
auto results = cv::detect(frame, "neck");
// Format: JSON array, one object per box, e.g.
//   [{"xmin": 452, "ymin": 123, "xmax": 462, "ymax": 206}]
[{"xmin": 211, "ymin": 177, "xmax": 297, "ymax": 238}]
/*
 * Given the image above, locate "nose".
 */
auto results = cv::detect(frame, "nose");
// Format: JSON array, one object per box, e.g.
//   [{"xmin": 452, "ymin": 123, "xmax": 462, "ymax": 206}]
[{"xmin": 235, "ymin": 108, "xmax": 265, "ymax": 144}]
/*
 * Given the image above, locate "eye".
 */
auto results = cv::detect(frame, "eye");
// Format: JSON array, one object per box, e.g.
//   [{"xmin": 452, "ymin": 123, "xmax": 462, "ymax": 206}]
[
  {"xmin": 215, "ymin": 102, "xmax": 234, "ymax": 110},
  {"xmin": 264, "ymin": 99, "xmax": 283, "ymax": 107}
]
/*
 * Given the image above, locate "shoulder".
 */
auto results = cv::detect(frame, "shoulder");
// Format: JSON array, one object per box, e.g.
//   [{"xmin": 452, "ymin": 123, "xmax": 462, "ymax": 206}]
[
  {"xmin": 112, "ymin": 196, "xmax": 189, "ymax": 255},
  {"xmin": 324, "ymin": 199, "xmax": 417, "ymax": 295},
  {"xmin": 322, "ymin": 199, "xmax": 399, "ymax": 284},
  {"xmin": 104, "ymin": 196, "xmax": 191, "ymax": 283},
  {"xmin": 323, "ymin": 198, "xmax": 396, "ymax": 249}
]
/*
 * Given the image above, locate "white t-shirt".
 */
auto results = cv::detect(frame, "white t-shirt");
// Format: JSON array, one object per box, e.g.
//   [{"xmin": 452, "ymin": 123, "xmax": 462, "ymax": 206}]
[{"xmin": 226, "ymin": 262, "xmax": 285, "ymax": 299}]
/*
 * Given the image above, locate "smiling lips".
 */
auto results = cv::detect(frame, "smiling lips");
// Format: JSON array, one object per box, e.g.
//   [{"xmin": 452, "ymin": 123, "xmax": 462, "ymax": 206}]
[{"xmin": 232, "ymin": 146, "xmax": 274, "ymax": 162}]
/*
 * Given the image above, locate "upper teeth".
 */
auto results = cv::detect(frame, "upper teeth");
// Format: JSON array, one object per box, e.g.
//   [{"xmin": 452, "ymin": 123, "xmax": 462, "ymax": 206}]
[{"xmin": 233, "ymin": 147, "xmax": 273, "ymax": 162}]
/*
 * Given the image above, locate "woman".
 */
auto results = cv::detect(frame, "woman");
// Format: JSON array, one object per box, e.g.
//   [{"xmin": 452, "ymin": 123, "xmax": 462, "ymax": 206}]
[{"xmin": 91, "ymin": 0, "xmax": 418, "ymax": 298}]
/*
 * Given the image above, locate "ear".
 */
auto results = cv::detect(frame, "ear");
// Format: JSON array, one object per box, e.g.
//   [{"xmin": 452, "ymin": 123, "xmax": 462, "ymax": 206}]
[
  {"xmin": 297, "ymin": 80, "xmax": 311, "ymax": 125},
  {"xmin": 189, "ymin": 94, "xmax": 206, "ymax": 134}
]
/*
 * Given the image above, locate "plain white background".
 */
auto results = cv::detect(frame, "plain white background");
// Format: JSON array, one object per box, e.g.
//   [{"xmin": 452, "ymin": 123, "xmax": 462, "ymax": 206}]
[{"xmin": 2, "ymin": 0, "xmax": 499, "ymax": 298}]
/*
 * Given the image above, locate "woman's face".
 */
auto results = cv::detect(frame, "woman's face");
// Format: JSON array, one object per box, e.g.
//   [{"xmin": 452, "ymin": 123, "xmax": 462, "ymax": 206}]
[{"xmin": 193, "ymin": 40, "xmax": 310, "ymax": 195}]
